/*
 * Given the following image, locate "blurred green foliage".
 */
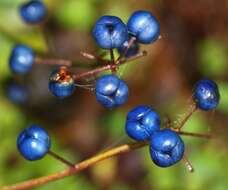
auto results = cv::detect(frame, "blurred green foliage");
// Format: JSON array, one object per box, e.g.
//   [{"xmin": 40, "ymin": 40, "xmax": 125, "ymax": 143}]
[{"xmin": 0, "ymin": 0, "xmax": 228, "ymax": 190}]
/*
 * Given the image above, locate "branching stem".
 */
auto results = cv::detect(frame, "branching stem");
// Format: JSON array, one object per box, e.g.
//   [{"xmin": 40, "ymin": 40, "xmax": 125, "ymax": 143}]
[{"xmin": 1, "ymin": 130, "xmax": 210, "ymax": 190}]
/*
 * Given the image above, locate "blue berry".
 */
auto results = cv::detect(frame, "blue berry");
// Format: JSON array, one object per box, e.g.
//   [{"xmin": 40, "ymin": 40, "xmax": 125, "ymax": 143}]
[
  {"xmin": 17, "ymin": 125, "xmax": 51, "ymax": 161},
  {"xmin": 118, "ymin": 36, "xmax": 140, "ymax": 58},
  {"xmin": 92, "ymin": 16, "xmax": 128, "ymax": 49},
  {"xmin": 9, "ymin": 44, "xmax": 35, "ymax": 74},
  {"xmin": 6, "ymin": 82, "xmax": 28, "ymax": 104},
  {"xmin": 127, "ymin": 10, "xmax": 160, "ymax": 44},
  {"xmin": 20, "ymin": 0, "xmax": 47, "ymax": 24},
  {"xmin": 95, "ymin": 74, "xmax": 129, "ymax": 108},
  {"xmin": 193, "ymin": 79, "xmax": 220, "ymax": 111},
  {"xmin": 125, "ymin": 105, "xmax": 160, "ymax": 141},
  {"xmin": 49, "ymin": 67, "xmax": 75, "ymax": 98},
  {"xmin": 149, "ymin": 129, "xmax": 185, "ymax": 167}
]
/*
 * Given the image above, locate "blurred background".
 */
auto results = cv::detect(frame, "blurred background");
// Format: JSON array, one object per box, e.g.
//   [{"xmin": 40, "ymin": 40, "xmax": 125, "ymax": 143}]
[{"xmin": 0, "ymin": 0, "xmax": 228, "ymax": 189}]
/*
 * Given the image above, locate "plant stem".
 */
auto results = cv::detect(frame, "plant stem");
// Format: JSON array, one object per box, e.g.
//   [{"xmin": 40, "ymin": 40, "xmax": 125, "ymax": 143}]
[
  {"xmin": 73, "ymin": 51, "xmax": 147, "ymax": 80},
  {"xmin": 48, "ymin": 151, "xmax": 75, "ymax": 167},
  {"xmin": 176, "ymin": 131, "xmax": 211, "ymax": 139},
  {"xmin": 175, "ymin": 104, "xmax": 198, "ymax": 131},
  {"xmin": 0, "ymin": 130, "xmax": 209, "ymax": 190},
  {"xmin": 35, "ymin": 58, "xmax": 72, "ymax": 67},
  {"xmin": 80, "ymin": 51, "xmax": 109, "ymax": 64},
  {"xmin": 110, "ymin": 49, "xmax": 116, "ymax": 73},
  {"xmin": 182, "ymin": 154, "xmax": 194, "ymax": 172},
  {"xmin": 117, "ymin": 36, "xmax": 136, "ymax": 62},
  {"xmin": 1, "ymin": 142, "xmax": 147, "ymax": 190}
]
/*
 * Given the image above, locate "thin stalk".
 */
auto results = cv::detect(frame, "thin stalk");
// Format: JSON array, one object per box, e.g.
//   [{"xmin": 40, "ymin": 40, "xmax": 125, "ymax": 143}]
[
  {"xmin": 176, "ymin": 131, "xmax": 211, "ymax": 139},
  {"xmin": 35, "ymin": 58, "xmax": 72, "ymax": 67},
  {"xmin": 182, "ymin": 154, "xmax": 194, "ymax": 172},
  {"xmin": 1, "ymin": 141, "xmax": 147, "ymax": 190},
  {"xmin": 175, "ymin": 104, "xmax": 198, "ymax": 131},
  {"xmin": 73, "ymin": 51, "xmax": 147, "ymax": 80},
  {"xmin": 80, "ymin": 51, "xmax": 109, "ymax": 64},
  {"xmin": 0, "ymin": 129, "xmax": 211, "ymax": 190},
  {"xmin": 110, "ymin": 49, "xmax": 116, "ymax": 73},
  {"xmin": 117, "ymin": 36, "xmax": 136, "ymax": 62},
  {"xmin": 48, "ymin": 151, "xmax": 75, "ymax": 167}
]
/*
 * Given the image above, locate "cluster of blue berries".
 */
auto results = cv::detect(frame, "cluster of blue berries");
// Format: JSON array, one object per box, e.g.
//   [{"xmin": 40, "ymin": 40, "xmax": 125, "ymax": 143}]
[
  {"xmin": 17, "ymin": 79, "xmax": 220, "ymax": 168},
  {"xmin": 125, "ymin": 79, "xmax": 220, "ymax": 167},
  {"xmin": 8, "ymin": 9, "xmax": 160, "ymax": 109},
  {"xmin": 125, "ymin": 105, "xmax": 184, "ymax": 167},
  {"xmin": 92, "ymin": 11, "xmax": 160, "ymax": 50},
  {"xmin": 11, "ymin": 0, "xmax": 221, "ymax": 173}
]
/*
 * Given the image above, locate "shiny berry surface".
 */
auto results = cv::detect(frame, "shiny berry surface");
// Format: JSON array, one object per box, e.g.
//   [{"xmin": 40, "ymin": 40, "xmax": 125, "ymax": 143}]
[
  {"xmin": 95, "ymin": 74, "xmax": 129, "ymax": 108},
  {"xmin": 20, "ymin": 0, "xmax": 47, "ymax": 24},
  {"xmin": 9, "ymin": 44, "xmax": 35, "ymax": 74},
  {"xmin": 193, "ymin": 79, "xmax": 220, "ymax": 110},
  {"xmin": 150, "ymin": 129, "xmax": 185, "ymax": 167},
  {"xmin": 127, "ymin": 10, "xmax": 160, "ymax": 44},
  {"xmin": 92, "ymin": 16, "xmax": 128, "ymax": 49},
  {"xmin": 17, "ymin": 125, "xmax": 51, "ymax": 161},
  {"xmin": 125, "ymin": 105, "xmax": 160, "ymax": 141},
  {"xmin": 49, "ymin": 67, "xmax": 75, "ymax": 98}
]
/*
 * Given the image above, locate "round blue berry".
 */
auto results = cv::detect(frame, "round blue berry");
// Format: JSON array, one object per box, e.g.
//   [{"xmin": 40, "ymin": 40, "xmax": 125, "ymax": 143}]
[
  {"xmin": 9, "ymin": 44, "xmax": 35, "ymax": 74},
  {"xmin": 20, "ymin": 0, "xmax": 47, "ymax": 24},
  {"xmin": 6, "ymin": 82, "xmax": 28, "ymax": 104},
  {"xmin": 118, "ymin": 37, "xmax": 140, "ymax": 58},
  {"xmin": 49, "ymin": 67, "xmax": 75, "ymax": 98},
  {"xmin": 125, "ymin": 105, "xmax": 160, "ymax": 141},
  {"xmin": 92, "ymin": 16, "xmax": 128, "ymax": 49},
  {"xmin": 193, "ymin": 79, "xmax": 220, "ymax": 111},
  {"xmin": 149, "ymin": 129, "xmax": 185, "ymax": 167},
  {"xmin": 127, "ymin": 10, "xmax": 160, "ymax": 44},
  {"xmin": 95, "ymin": 74, "xmax": 129, "ymax": 108},
  {"xmin": 17, "ymin": 125, "xmax": 51, "ymax": 161}
]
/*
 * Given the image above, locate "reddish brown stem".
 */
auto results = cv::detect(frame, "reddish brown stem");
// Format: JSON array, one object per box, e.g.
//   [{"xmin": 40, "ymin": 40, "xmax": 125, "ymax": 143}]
[
  {"xmin": 73, "ymin": 51, "xmax": 147, "ymax": 80},
  {"xmin": 1, "ymin": 142, "xmax": 147, "ymax": 190},
  {"xmin": 110, "ymin": 49, "xmax": 117, "ymax": 73},
  {"xmin": 117, "ymin": 36, "xmax": 136, "ymax": 62},
  {"xmin": 35, "ymin": 58, "xmax": 72, "ymax": 67},
  {"xmin": 1, "ymin": 129, "xmax": 210, "ymax": 190},
  {"xmin": 48, "ymin": 151, "xmax": 74, "ymax": 167},
  {"xmin": 80, "ymin": 51, "xmax": 109, "ymax": 64},
  {"xmin": 177, "ymin": 131, "xmax": 211, "ymax": 139},
  {"xmin": 175, "ymin": 104, "xmax": 198, "ymax": 131}
]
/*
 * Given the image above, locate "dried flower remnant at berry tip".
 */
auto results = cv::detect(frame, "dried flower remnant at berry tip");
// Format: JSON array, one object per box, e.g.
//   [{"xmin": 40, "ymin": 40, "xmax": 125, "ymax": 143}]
[
  {"xmin": 49, "ymin": 67, "xmax": 72, "ymax": 83},
  {"xmin": 49, "ymin": 67, "xmax": 75, "ymax": 98}
]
